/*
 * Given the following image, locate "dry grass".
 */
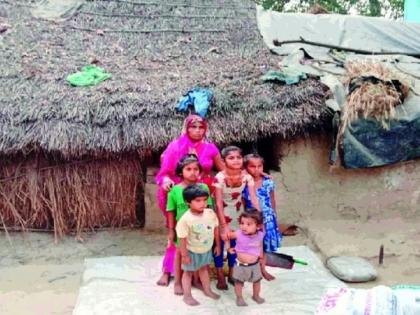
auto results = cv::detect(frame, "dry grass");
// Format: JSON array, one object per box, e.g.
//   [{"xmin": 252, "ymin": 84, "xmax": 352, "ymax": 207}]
[
  {"xmin": 0, "ymin": 0, "xmax": 331, "ymax": 158},
  {"xmin": 343, "ymin": 61, "xmax": 409, "ymax": 129},
  {"xmin": 0, "ymin": 154, "xmax": 142, "ymax": 240},
  {"xmin": 333, "ymin": 61, "xmax": 410, "ymax": 167}
]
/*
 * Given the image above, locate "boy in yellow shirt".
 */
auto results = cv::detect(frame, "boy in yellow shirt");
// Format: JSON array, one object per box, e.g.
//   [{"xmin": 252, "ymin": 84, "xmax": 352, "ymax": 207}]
[{"xmin": 176, "ymin": 184, "xmax": 221, "ymax": 306}]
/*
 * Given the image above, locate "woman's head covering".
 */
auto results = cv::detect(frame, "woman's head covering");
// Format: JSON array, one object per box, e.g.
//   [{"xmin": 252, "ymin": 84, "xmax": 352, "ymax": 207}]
[
  {"xmin": 181, "ymin": 114, "xmax": 208, "ymax": 136},
  {"xmin": 155, "ymin": 114, "xmax": 217, "ymax": 208}
]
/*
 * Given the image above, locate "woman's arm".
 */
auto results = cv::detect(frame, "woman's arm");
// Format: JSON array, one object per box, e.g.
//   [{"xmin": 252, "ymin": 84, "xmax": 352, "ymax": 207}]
[
  {"xmin": 162, "ymin": 177, "xmax": 174, "ymax": 191},
  {"xmin": 155, "ymin": 141, "xmax": 177, "ymax": 189}
]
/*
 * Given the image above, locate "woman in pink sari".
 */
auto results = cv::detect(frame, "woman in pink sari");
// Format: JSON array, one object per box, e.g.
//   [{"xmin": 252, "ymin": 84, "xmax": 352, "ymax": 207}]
[{"xmin": 156, "ymin": 114, "xmax": 224, "ymax": 286}]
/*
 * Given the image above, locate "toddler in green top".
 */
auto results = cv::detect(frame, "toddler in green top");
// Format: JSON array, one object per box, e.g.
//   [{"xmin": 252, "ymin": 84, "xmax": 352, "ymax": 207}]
[{"xmin": 166, "ymin": 154, "xmax": 213, "ymax": 296}]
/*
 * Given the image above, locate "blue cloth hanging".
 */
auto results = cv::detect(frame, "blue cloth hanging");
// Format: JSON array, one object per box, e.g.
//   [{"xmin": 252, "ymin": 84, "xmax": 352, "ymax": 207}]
[{"xmin": 175, "ymin": 87, "xmax": 213, "ymax": 118}]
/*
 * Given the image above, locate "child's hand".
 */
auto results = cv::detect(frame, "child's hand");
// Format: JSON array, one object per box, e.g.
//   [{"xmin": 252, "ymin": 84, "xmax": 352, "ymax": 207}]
[
  {"xmin": 213, "ymin": 246, "xmax": 221, "ymax": 257},
  {"xmin": 262, "ymin": 172, "xmax": 273, "ymax": 179},
  {"xmin": 221, "ymin": 226, "xmax": 230, "ymax": 241},
  {"xmin": 227, "ymin": 247, "xmax": 236, "ymax": 255},
  {"xmin": 181, "ymin": 254, "xmax": 191, "ymax": 265}
]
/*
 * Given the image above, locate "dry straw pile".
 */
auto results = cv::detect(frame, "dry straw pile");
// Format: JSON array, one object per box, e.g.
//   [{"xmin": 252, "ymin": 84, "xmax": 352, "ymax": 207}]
[{"xmin": 342, "ymin": 61, "xmax": 409, "ymax": 129}]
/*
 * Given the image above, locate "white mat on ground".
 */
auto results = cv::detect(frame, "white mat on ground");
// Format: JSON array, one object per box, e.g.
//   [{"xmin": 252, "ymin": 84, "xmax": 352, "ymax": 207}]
[{"xmin": 72, "ymin": 246, "xmax": 346, "ymax": 315}]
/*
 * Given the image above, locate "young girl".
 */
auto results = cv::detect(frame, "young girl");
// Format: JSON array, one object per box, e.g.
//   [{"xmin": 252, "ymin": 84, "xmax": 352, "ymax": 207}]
[
  {"xmin": 227, "ymin": 209, "xmax": 265, "ymax": 306},
  {"xmin": 243, "ymin": 153, "xmax": 282, "ymax": 280},
  {"xmin": 213, "ymin": 146, "xmax": 261, "ymax": 290},
  {"xmin": 176, "ymin": 184, "xmax": 221, "ymax": 306},
  {"xmin": 166, "ymin": 154, "xmax": 213, "ymax": 295}
]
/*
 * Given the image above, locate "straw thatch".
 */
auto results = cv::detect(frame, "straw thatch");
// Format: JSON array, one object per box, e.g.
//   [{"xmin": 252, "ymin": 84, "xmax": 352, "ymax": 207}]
[
  {"xmin": 0, "ymin": 0, "xmax": 331, "ymax": 237},
  {"xmin": 0, "ymin": 153, "xmax": 142, "ymax": 239},
  {"xmin": 0, "ymin": 0, "xmax": 331, "ymax": 159}
]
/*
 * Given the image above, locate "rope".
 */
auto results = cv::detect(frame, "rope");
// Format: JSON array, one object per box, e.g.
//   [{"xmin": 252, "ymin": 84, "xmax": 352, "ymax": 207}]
[
  {"xmin": 273, "ymin": 37, "xmax": 420, "ymax": 58},
  {"xmin": 78, "ymin": 11, "xmax": 248, "ymax": 18},
  {"xmin": 0, "ymin": 0, "xmax": 34, "ymax": 7},
  {"xmin": 90, "ymin": 0, "xmax": 254, "ymax": 10},
  {"xmin": 61, "ymin": 25, "xmax": 225, "ymax": 33}
]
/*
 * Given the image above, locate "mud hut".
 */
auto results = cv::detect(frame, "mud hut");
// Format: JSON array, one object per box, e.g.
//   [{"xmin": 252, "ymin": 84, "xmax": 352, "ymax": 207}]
[{"xmin": 0, "ymin": 0, "xmax": 331, "ymax": 238}]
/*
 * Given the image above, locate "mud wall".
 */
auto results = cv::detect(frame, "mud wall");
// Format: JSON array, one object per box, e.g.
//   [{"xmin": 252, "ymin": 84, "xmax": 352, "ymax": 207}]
[
  {"xmin": 273, "ymin": 135, "xmax": 420, "ymax": 224},
  {"xmin": 143, "ymin": 135, "xmax": 420, "ymax": 230}
]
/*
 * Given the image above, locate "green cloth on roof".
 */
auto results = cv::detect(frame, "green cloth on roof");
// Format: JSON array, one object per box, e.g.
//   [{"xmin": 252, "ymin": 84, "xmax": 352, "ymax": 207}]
[
  {"xmin": 261, "ymin": 68, "xmax": 307, "ymax": 85},
  {"xmin": 66, "ymin": 65, "xmax": 111, "ymax": 87}
]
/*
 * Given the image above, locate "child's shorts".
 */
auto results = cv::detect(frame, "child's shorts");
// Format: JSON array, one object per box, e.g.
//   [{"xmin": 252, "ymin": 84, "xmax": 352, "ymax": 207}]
[
  {"xmin": 182, "ymin": 250, "xmax": 213, "ymax": 271},
  {"xmin": 232, "ymin": 261, "xmax": 262, "ymax": 283}
]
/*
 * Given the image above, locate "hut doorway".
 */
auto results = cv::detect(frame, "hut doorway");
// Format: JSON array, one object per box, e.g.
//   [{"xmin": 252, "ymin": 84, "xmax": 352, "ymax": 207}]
[{"xmin": 231, "ymin": 136, "xmax": 282, "ymax": 172}]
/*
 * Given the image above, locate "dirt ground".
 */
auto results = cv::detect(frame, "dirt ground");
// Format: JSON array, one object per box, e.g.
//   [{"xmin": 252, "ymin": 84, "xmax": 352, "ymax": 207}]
[
  {"xmin": 0, "ymin": 229, "xmax": 309, "ymax": 315},
  {"xmin": 1, "ymin": 219, "xmax": 419, "ymax": 315},
  {"xmin": 0, "ymin": 229, "xmax": 166, "ymax": 315}
]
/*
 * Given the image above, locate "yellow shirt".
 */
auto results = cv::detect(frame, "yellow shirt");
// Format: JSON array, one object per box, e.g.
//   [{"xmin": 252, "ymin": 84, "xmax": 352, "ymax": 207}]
[{"xmin": 176, "ymin": 208, "xmax": 218, "ymax": 254}]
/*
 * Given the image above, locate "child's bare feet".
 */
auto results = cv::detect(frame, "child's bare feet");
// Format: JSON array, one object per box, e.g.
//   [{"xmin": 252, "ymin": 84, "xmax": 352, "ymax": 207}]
[
  {"xmin": 156, "ymin": 272, "xmax": 170, "ymax": 286},
  {"xmin": 192, "ymin": 280, "xmax": 203, "ymax": 291},
  {"xmin": 252, "ymin": 295, "xmax": 265, "ymax": 304},
  {"xmin": 216, "ymin": 281, "xmax": 228, "ymax": 290},
  {"xmin": 174, "ymin": 283, "xmax": 183, "ymax": 295},
  {"xmin": 183, "ymin": 296, "xmax": 200, "ymax": 306},
  {"xmin": 236, "ymin": 297, "xmax": 248, "ymax": 306},
  {"xmin": 216, "ymin": 273, "xmax": 228, "ymax": 290},
  {"xmin": 204, "ymin": 290, "xmax": 220, "ymax": 300},
  {"xmin": 216, "ymin": 270, "xmax": 228, "ymax": 290},
  {"xmin": 262, "ymin": 270, "xmax": 275, "ymax": 281}
]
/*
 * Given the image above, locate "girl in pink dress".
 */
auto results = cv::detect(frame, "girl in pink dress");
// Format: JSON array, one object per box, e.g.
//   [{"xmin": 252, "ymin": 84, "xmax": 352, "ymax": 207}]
[{"xmin": 156, "ymin": 115, "xmax": 224, "ymax": 286}]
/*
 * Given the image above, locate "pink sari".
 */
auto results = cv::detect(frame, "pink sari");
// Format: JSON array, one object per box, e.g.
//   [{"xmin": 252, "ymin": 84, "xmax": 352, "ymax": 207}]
[{"xmin": 155, "ymin": 115, "xmax": 220, "ymax": 273}]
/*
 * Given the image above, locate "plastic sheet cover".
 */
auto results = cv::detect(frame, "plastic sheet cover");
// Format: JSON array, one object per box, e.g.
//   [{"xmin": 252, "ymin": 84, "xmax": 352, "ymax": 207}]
[
  {"xmin": 256, "ymin": 7, "xmax": 420, "ymax": 59},
  {"xmin": 72, "ymin": 246, "xmax": 346, "ymax": 315},
  {"xmin": 341, "ymin": 95, "xmax": 420, "ymax": 168}
]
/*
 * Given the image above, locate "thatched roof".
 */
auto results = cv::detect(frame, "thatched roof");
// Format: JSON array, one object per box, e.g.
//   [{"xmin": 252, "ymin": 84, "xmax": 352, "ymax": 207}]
[{"xmin": 0, "ymin": 0, "xmax": 330, "ymax": 159}]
